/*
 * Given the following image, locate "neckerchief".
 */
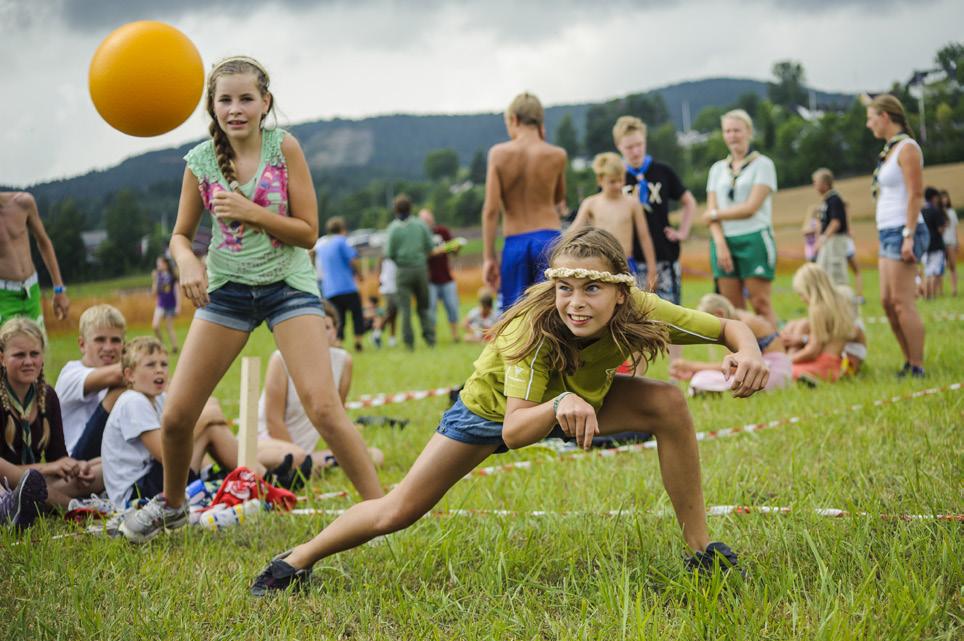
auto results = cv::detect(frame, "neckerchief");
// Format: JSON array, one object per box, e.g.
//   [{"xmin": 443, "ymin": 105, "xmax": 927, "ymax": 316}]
[
  {"xmin": 871, "ymin": 133, "xmax": 909, "ymax": 200},
  {"xmin": 724, "ymin": 150, "xmax": 760, "ymax": 202},
  {"xmin": 5, "ymin": 381, "xmax": 37, "ymax": 464},
  {"xmin": 625, "ymin": 155, "xmax": 653, "ymax": 206}
]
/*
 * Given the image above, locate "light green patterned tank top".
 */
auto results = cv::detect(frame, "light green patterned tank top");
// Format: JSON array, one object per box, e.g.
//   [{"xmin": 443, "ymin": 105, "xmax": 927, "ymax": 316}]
[{"xmin": 183, "ymin": 128, "xmax": 319, "ymax": 295}]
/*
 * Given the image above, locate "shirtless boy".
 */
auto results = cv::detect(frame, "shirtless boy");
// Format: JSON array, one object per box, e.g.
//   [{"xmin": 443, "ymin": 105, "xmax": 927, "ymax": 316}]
[
  {"xmin": 570, "ymin": 152, "xmax": 657, "ymax": 278},
  {"xmin": 0, "ymin": 192, "xmax": 69, "ymax": 327},
  {"xmin": 481, "ymin": 92, "xmax": 568, "ymax": 309}
]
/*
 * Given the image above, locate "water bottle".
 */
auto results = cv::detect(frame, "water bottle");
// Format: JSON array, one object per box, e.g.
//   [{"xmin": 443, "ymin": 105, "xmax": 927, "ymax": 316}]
[
  {"xmin": 186, "ymin": 479, "xmax": 208, "ymax": 506},
  {"xmin": 198, "ymin": 499, "xmax": 264, "ymax": 530}
]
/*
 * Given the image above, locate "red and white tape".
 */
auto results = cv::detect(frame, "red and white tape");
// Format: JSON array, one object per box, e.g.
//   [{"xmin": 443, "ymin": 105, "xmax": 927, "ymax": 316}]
[
  {"xmin": 290, "ymin": 505, "xmax": 963, "ymax": 522},
  {"xmin": 465, "ymin": 383, "xmax": 961, "ymax": 479},
  {"xmin": 345, "ymin": 386, "xmax": 456, "ymax": 410},
  {"xmin": 865, "ymin": 312, "xmax": 964, "ymax": 324}
]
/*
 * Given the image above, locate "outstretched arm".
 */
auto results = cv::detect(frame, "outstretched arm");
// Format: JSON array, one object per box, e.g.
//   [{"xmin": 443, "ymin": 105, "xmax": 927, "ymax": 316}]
[{"xmin": 481, "ymin": 149, "xmax": 504, "ymax": 291}]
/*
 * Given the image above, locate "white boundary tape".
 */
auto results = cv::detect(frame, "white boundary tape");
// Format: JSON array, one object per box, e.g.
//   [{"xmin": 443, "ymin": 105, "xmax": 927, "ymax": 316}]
[
  {"xmin": 466, "ymin": 382, "xmax": 961, "ymax": 479},
  {"xmin": 290, "ymin": 505, "xmax": 963, "ymax": 522},
  {"xmin": 865, "ymin": 312, "xmax": 964, "ymax": 324}
]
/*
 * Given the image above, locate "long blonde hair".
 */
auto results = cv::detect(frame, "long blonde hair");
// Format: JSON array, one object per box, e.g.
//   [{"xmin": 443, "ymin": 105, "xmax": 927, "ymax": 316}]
[
  {"xmin": 792, "ymin": 264, "xmax": 855, "ymax": 345},
  {"xmin": 0, "ymin": 318, "xmax": 50, "ymax": 453},
  {"xmin": 491, "ymin": 227, "xmax": 668, "ymax": 375},
  {"xmin": 697, "ymin": 293, "xmax": 737, "ymax": 319}
]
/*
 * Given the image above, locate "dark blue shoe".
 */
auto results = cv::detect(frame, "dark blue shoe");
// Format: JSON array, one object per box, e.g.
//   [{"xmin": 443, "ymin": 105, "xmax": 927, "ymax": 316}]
[
  {"xmin": 250, "ymin": 550, "xmax": 312, "ymax": 597},
  {"xmin": 685, "ymin": 541, "xmax": 745, "ymax": 577}
]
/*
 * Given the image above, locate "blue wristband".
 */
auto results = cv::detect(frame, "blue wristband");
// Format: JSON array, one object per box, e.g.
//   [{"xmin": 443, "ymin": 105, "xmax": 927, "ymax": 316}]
[{"xmin": 53, "ymin": 285, "xmax": 65, "ymax": 294}]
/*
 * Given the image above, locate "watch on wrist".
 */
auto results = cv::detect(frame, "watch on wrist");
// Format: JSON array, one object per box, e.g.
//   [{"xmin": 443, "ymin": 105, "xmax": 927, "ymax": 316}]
[
  {"xmin": 709, "ymin": 209, "xmax": 719, "ymax": 222},
  {"xmin": 53, "ymin": 285, "xmax": 66, "ymax": 294},
  {"xmin": 901, "ymin": 227, "xmax": 913, "ymax": 239}
]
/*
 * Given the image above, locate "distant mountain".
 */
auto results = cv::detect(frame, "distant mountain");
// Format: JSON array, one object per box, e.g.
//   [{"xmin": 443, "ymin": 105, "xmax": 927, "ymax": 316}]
[{"xmin": 24, "ymin": 77, "xmax": 853, "ymax": 205}]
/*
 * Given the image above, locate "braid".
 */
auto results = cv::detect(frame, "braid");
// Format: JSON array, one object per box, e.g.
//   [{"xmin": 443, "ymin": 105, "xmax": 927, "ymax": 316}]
[
  {"xmin": 0, "ymin": 368, "xmax": 14, "ymax": 452},
  {"xmin": 36, "ymin": 368, "xmax": 49, "ymax": 451},
  {"xmin": 208, "ymin": 121, "xmax": 241, "ymax": 191}
]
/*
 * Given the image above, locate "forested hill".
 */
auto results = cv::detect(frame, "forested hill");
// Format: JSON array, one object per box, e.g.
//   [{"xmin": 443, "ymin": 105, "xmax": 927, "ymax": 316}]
[{"xmin": 21, "ymin": 76, "xmax": 851, "ymax": 203}]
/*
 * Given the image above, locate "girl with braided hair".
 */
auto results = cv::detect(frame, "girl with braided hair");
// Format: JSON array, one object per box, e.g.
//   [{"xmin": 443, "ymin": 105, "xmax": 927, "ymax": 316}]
[
  {"xmin": 251, "ymin": 228, "xmax": 768, "ymax": 595},
  {"xmin": 0, "ymin": 317, "xmax": 102, "ymax": 514},
  {"xmin": 120, "ymin": 56, "xmax": 383, "ymax": 543}
]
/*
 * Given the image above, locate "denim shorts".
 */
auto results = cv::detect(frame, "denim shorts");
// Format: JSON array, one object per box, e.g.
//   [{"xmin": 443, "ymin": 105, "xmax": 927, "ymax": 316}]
[
  {"xmin": 878, "ymin": 225, "xmax": 929, "ymax": 261},
  {"xmin": 436, "ymin": 397, "xmax": 567, "ymax": 454},
  {"xmin": 429, "ymin": 281, "xmax": 459, "ymax": 323},
  {"xmin": 194, "ymin": 281, "xmax": 324, "ymax": 332}
]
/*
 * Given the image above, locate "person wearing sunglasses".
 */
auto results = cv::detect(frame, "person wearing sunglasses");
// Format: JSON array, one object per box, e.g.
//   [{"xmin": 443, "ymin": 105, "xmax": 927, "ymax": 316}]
[{"xmin": 702, "ymin": 109, "xmax": 778, "ymax": 326}]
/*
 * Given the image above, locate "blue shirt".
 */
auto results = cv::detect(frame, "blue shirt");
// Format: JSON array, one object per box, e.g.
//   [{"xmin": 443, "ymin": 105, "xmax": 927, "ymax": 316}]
[{"xmin": 316, "ymin": 234, "xmax": 358, "ymax": 298}]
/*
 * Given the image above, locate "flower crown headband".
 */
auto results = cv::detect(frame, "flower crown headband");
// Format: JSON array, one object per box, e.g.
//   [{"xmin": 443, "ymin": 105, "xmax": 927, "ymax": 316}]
[
  {"xmin": 211, "ymin": 56, "xmax": 270, "ymax": 83},
  {"xmin": 544, "ymin": 267, "xmax": 635, "ymax": 285}
]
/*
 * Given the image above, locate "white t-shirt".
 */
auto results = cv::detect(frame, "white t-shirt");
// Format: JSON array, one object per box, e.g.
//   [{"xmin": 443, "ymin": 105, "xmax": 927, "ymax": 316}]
[
  {"xmin": 313, "ymin": 235, "xmax": 329, "ymax": 280},
  {"xmin": 54, "ymin": 360, "xmax": 108, "ymax": 455},
  {"xmin": 875, "ymin": 138, "xmax": 924, "ymax": 230},
  {"xmin": 257, "ymin": 348, "xmax": 349, "ymax": 452},
  {"xmin": 379, "ymin": 258, "xmax": 398, "ymax": 295},
  {"xmin": 102, "ymin": 391, "xmax": 164, "ymax": 508},
  {"xmin": 706, "ymin": 154, "xmax": 778, "ymax": 237}
]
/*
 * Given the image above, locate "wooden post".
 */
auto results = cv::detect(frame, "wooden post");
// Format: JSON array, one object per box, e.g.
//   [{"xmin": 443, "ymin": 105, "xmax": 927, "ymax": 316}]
[{"xmin": 237, "ymin": 356, "xmax": 260, "ymax": 470}]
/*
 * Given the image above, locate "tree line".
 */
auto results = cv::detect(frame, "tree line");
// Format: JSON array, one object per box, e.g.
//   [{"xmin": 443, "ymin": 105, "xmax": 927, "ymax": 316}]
[{"xmin": 30, "ymin": 43, "xmax": 963, "ymax": 285}]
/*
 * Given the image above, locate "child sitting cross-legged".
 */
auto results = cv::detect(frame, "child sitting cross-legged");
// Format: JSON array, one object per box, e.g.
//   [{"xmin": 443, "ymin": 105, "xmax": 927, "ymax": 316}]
[
  {"xmin": 102, "ymin": 337, "xmax": 269, "ymax": 511},
  {"xmin": 462, "ymin": 287, "xmax": 497, "ymax": 343},
  {"xmin": 255, "ymin": 300, "xmax": 383, "ymax": 488}
]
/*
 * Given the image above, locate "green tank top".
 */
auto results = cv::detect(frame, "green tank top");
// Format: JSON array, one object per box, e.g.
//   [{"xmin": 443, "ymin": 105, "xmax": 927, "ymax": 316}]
[{"xmin": 183, "ymin": 128, "xmax": 319, "ymax": 296}]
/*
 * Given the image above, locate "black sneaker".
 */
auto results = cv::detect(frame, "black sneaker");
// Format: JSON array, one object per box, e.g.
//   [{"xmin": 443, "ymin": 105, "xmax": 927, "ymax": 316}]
[
  {"xmin": 267, "ymin": 454, "xmax": 294, "ymax": 487},
  {"xmin": 896, "ymin": 362, "xmax": 912, "ymax": 378},
  {"xmin": 910, "ymin": 366, "xmax": 926, "ymax": 378},
  {"xmin": 0, "ymin": 469, "xmax": 47, "ymax": 530},
  {"xmin": 250, "ymin": 550, "xmax": 312, "ymax": 597},
  {"xmin": 685, "ymin": 541, "xmax": 745, "ymax": 577}
]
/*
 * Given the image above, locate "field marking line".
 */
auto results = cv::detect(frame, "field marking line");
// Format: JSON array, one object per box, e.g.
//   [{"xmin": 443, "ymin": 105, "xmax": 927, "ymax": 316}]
[{"xmin": 290, "ymin": 505, "xmax": 964, "ymax": 522}]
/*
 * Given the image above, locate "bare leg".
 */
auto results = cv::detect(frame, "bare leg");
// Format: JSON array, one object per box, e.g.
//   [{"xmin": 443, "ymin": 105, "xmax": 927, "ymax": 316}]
[
  {"xmin": 257, "ymin": 437, "xmax": 309, "ymax": 470},
  {"xmin": 166, "ymin": 316, "xmax": 179, "ymax": 352},
  {"xmin": 746, "ymin": 277, "xmax": 777, "ymax": 327},
  {"xmin": 888, "ymin": 260, "xmax": 926, "ymax": 367},
  {"xmin": 847, "ymin": 256, "xmax": 864, "ymax": 300},
  {"xmin": 152, "ymin": 308, "xmax": 164, "ymax": 345},
  {"xmin": 273, "ymin": 315, "xmax": 383, "ymax": 500},
  {"xmin": 947, "ymin": 245, "xmax": 958, "ymax": 296},
  {"xmin": 285, "ymin": 436, "xmax": 497, "ymax": 569},
  {"xmin": 717, "ymin": 277, "xmax": 745, "ymax": 312},
  {"xmin": 596, "ymin": 376, "xmax": 710, "ymax": 552},
  {"xmin": 161, "ymin": 319, "xmax": 250, "ymax": 507}
]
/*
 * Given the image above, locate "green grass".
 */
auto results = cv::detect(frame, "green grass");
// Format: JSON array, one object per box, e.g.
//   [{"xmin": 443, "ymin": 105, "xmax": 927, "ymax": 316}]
[{"xmin": 4, "ymin": 271, "xmax": 962, "ymax": 640}]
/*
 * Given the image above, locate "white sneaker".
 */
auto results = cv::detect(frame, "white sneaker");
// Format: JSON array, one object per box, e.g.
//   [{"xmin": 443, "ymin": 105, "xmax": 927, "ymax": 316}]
[{"xmin": 119, "ymin": 495, "xmax": 189, "ymax": 544}]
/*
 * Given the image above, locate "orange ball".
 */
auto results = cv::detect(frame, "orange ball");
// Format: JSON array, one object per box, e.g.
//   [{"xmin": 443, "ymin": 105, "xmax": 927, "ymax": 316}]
[{"xmin": 89, "ymin": 21, "xmax": 204, "ymax": 137}]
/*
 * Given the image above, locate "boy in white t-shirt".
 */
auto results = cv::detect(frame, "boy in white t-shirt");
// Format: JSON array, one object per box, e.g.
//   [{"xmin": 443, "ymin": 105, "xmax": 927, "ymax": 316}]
[
  {"xmin": 103, "ymin": 337, "xmax": 268, "ymax": 509},
  {"xmin": 54, "ymin": 305, "xmax": 127, "ymax": 460}
]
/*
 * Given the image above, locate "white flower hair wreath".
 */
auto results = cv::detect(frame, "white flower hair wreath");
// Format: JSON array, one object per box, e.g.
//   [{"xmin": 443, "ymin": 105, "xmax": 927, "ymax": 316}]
[{"xmin": 543, "ymin": 267, "xmax": 635, "ymax": 285}]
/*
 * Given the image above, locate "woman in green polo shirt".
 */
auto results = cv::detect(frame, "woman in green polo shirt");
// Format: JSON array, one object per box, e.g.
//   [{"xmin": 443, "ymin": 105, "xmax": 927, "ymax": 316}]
[
  {"xmin": 703, "ymin": 109, "xmax": 779, "ymax": 326},
  {"xmin": 251, "ymin": 228, "xmax": 768, "ymax": 595}
]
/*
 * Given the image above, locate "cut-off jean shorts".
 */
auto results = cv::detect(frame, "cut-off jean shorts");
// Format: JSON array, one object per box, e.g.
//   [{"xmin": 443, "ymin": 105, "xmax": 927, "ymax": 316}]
[
  {"xmin": 437, "ymin": 396, "xmax": 566, "ymax": 454},
  {"xmin": 194, "ymin": 281, "xmax": 324, "ymax": 332},
  {"xmin": 878, "ymin": 225, "xmax": 929, "ymax": 262}
]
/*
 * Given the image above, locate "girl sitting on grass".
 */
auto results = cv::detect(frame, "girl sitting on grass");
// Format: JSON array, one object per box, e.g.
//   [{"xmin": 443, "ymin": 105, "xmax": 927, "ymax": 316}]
[
  {"xmin": 783, "ymin": 263, "xmax": 856, "ymax": 384},
  {"xmin": 0, "ymin": 317, "xmax": 102, "ymax": 526},
  {"xmin": 250, "ymin": 227, "xmax": 768, "ymax": 595},
  {"xmin": 255, "ymin": 300, "xmax": 383, "ymax": 488},
  {"xmin": 670, "ymin": 293, "xmax": 792, "ymax": 394}
]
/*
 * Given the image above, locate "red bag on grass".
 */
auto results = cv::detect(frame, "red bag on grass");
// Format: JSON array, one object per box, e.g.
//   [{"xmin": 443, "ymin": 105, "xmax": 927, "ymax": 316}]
[{"xmin": 207, "ymin": 467, "xmax": 297, "ymax": 512}]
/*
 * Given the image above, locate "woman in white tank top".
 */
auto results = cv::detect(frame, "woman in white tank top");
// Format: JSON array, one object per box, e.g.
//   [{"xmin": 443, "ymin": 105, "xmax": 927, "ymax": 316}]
[{"xmin": 866, "ymin": 94, "xmax": 928, "ymax": 377}]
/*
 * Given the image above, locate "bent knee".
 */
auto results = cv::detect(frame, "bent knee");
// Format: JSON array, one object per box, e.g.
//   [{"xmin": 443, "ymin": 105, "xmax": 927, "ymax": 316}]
[
  {"xmin": 650, "ymin": 384, "xmax": 691, "ymax": 431},
  {"xmin": 303, "ymin": 397, "xmax": 344, "ymax": 435},
  {"xmin": 372, "ymin": 496, "xmax": 424, "ymax": 534}
]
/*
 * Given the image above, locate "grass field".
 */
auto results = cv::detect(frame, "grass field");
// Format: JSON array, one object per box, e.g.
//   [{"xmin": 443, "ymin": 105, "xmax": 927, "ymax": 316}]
[{"xmin": 3, "ymin": 269, "xmax": 961, "ymax": 640}]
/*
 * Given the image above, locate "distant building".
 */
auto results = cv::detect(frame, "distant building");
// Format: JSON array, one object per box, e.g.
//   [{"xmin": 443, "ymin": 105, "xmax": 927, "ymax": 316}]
[{"xmin": 81, "ymin": 230, "xmax": 107, "ymax": 264}]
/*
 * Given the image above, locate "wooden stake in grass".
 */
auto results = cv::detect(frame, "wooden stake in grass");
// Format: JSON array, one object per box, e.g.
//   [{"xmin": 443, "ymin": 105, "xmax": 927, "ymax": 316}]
[{"xmin": 237, "ymin": 356, "xmax": 260, "ymax": 470}]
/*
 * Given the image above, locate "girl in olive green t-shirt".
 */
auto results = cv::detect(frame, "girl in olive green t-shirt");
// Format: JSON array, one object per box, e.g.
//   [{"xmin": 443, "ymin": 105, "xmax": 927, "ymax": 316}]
[{"xmin": 252, "ymin": 228, "xmax": 769, "ymax": 593}]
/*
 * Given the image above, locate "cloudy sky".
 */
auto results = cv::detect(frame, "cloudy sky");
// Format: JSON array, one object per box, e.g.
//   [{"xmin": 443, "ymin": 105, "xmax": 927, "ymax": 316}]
[{"xmin": 2, "ymin": 0, "xmax": 961, "ymax": 187}]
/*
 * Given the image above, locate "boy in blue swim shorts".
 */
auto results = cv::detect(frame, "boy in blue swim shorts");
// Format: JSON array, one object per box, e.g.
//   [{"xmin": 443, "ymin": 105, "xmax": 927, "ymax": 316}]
[{"xmin": 481, "ymin": 92, "xmax": 568, "ymax": 310}]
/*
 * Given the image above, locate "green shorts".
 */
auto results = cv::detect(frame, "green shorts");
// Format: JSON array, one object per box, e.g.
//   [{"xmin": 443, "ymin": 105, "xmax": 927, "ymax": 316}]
[
  {"xmin": 711, "ymin": 228, "xmax": 776, "ymax": 281},
  {"xmin": 0, "ymin": 282, "xmax": 44, "ymax": 329}
]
